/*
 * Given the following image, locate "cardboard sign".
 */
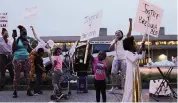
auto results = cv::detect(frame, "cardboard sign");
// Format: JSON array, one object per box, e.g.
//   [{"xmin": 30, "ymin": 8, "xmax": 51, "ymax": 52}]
[
  {"xmin": 24, "ymin": 6, "xmax": 38, "ymax": 19},
  {"xmin": 80, "ymin": 10, "xmax": 102, "ymax": 41},
  {"xmin": 134, "ymin": 0, "xmax": 163, "ymax": 37},
  {"xmin": 0, "ymin": 13, "xmax": 8, "ymax": 28},
  {"xmin": 69, "ymin": 41, "xmax": 78, "ymax": 57}
]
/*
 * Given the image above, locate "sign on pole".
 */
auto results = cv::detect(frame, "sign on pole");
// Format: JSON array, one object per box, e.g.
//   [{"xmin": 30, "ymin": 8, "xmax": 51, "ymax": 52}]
[
  {"xmin": 0, "ymin": 13, "xmax": 8, "ymax": 28},
  {"xmin": 134, "ymin": 0, "xmax": 163, "ymax": 37},
  {"xmin": 24, "ymin": 6, "xmax": 38, "ymax": 19},
  {"xmin": 80, "ymin": 10, "xmax": 102, "ymax": 41}
]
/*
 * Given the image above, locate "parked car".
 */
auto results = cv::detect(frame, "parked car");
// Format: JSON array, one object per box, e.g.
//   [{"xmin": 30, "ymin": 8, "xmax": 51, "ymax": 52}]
[{"xmin": 43, "ymin": 41, "xmax": 114, "ymax": 74}]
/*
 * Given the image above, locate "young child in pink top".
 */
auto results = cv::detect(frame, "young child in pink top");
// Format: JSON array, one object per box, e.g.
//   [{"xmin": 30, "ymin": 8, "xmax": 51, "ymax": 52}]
[
  {"xmin": 52, "ymin": 47, "xmax": 63, "ymax": 96},
  {"xmin": 93, "ymin": 51, "xmax": 107, "ymax": 102}
]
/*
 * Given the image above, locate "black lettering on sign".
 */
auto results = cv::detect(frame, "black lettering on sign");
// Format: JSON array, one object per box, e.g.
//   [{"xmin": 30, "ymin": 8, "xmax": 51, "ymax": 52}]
[
  {"xmin": 2, "ymin": 13, "xmax": 7, "ymax": 15},
  {"xmin": 0, "ymin": 16, "xmax": 6, "ymax": 19},
  {"xmin": 84, "ymin": 13, "xmax": 99, "ymax": 27},
  {"xmin": 0, "ymin": 20, "xmax": 8, "ymax": 22},
  {"xmin": 82, "ymin": 30, "xmax": 96, "ymax": 40},
  {"xmin": 0, "ymin": 24, "xmax": 7, "ymax": 27},
  {"xmin": 82, "ymin": 33, "xmax": 87, "ymax": 39},
  {"xmin": 142, "ymin": 3, "xmax": 159, "ymax": 19},
  {"xmin": 139, "ymin": 16, "xmax": 158, "ymax": 36}
]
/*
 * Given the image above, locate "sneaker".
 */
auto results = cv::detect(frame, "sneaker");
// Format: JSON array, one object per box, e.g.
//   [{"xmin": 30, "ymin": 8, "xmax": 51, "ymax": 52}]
[
  {"xmin": 13, "ymin": 90, "xmax": 18, "ymax": 98},
  {"xmin": 34, "ymin": 91, "xmax": 43, "ymax": 95},
  {"xmin": 108, "ymin": 87, "xmax": 116, "ymax": 94},
  {"xmin": 0, "ymin": 85, "xmax": 4, "ymax": 91},
  {"xmin": 27, "ymin": 89, "xmax": 33, "ymax": 96},
  {"xmin": 119, "ymin": 90, "xmax": 124, "ymax": 94},
  {"xmin": 34, "ymin": 93, "xmax": 40, "ymax": 96},
  {"xmin": 38, "ymin": 91, "xmax": 43, "ymax": 95}
]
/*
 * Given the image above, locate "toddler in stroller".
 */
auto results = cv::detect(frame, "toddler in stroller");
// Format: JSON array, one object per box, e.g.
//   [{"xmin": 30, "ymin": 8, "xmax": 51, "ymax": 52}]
[{"xmin": 50, "ymin": 47, "xmax": 70, "ymax": 101}]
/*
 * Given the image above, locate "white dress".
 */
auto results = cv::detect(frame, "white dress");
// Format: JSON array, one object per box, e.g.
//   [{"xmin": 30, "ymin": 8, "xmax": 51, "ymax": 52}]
[{"xmin": 122, "ymin": 50, "xmax": 145, "ymax": 102}]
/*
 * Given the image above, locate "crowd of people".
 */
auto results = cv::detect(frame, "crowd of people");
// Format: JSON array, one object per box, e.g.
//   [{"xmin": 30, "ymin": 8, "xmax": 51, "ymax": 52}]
[
  {"xmin": 0, "ymin": 18, "xmax": 146, "ymax": 102},
  {"xmin": 0, "ymin": 25, "xmax": 55, "ymax": 98}
]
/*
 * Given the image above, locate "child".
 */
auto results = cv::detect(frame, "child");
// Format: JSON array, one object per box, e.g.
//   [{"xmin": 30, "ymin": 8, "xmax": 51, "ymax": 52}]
[
  {"xmin": 34, "ymin": 48, "xmax": 45, "ymax": 95},
  {"xmin": 52, "ymin": 47, "xmax": 63, "ymax": 96},
  {"xmin": 122, "ymin": 36, "xmax": 146, "ymax": 102},
  {"xmin": 93, "ymin": 51, "xmax": 107, "ymax": 102}
]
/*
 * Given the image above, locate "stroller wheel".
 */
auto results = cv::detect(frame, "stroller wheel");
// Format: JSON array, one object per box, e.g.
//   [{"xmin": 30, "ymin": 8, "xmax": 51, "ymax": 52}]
[
  {"xmin": 50, "ymin": 95, "xmax": 57, "ymax": 100},
  {"xmin": 64, "ymin": 95, "xmax": 69, "ymax": 100}
]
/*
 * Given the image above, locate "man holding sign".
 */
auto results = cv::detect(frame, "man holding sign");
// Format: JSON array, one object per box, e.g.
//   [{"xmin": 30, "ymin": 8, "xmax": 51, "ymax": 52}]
[{"xmin": 108, "ymin": 18, "xmax": 132, "ymax": 94}]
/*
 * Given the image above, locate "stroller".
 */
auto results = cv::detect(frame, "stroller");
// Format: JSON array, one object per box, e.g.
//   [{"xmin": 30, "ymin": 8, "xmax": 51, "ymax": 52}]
[{"xmin": 50, "ymin": 54, "xmax": 75, "ymax": 102}]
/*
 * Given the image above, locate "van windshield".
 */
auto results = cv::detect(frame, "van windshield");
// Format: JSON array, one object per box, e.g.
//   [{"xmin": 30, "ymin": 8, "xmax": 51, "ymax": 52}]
[{"xmin": 92, "ymin": 44, "xmax": 110, "ymax": 53}]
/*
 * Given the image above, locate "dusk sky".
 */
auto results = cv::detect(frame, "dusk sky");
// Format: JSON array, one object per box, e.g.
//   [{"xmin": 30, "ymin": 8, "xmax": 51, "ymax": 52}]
[{"xmin": 0, "ymin": 0, "xmax": 177, "ymax": 39}]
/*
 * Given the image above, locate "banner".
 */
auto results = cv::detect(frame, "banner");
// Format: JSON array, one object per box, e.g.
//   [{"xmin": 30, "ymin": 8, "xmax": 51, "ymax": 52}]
[
  {"xmin": 0, "ymin": 13, "xmax": 8, "ymax": 28},
  {"xmin": 80, "ymin": 10, "xmax": 102, "ymax": 41},
  {"xmin": 69, "ymin": 41, "xmax": 78, "ymax": 57},
  {"xmin": 24, "ymin": 6, "xmax": 38, "ymax": 19},
  {"xmin": 134, "ymin": 0, "xmax": 163, "ymax": 37}
]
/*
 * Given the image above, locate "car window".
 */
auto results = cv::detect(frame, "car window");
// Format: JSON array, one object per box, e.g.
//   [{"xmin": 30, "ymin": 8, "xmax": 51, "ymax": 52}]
[{"xmin": 92, "ymin": 44, "xmax": 110, "ymax": 54}]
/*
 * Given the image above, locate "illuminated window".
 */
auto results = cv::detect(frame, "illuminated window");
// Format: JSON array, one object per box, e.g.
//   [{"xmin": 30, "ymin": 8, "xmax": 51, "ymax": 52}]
[
  {"xmin": 158, "ymin": 54, "xmax": 167, "ymax": 61},
  {"xmin": 155, "ymin": 42, "xmax": 159, "ymax": 45},
  {"xmin": 164, "ymin": 41, "xmax": 166, "ymax": 44}
]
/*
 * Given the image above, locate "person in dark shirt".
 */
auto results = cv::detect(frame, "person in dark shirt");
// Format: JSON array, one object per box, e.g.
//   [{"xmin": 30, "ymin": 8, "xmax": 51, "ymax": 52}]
[{"xmin": 34, "ymin": 48, "xmax": 45, "ymax": 95}]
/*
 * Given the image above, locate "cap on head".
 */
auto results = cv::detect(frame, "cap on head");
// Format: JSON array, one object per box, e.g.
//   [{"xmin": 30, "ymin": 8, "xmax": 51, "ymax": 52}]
[{"xmin": 47, "ymin": 40, "xmax": 54, "ymax": 48}]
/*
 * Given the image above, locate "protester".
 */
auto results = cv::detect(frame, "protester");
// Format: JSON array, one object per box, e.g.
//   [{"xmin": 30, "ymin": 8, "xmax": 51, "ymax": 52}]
[
  {"xmin": 108, "ymin": 18, "xmax": 132, "ymax": 93},
  {"xmin": 52, "ymin": 47, "xmax": 64, "ymax": 97},
  {"xmin": 122, "ymin": 36, "xmax": 146, "ymax": 102},
  {"xmin": 92, "ymin": 51, "xmax": 107, "ymax": 102},
  {"xmin": 34, "ymin": 48, "xmax": 45, "ymax": 95},
  {"xmin": 12, "ymin": 25, "xmax": 33, "ymax": 98},
  {"xmin": 0, "ymin": 28, "xmax": 14, "ymax": 90},
  {"xmin": 29, "ymin": 26, "xmax": 54, "ymax": 82}
]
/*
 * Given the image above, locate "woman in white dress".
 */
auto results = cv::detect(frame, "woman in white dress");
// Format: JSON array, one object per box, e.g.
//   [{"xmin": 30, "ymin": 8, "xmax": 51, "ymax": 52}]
[{"xmin": 122, "ymin": 36, "xmax": 146, "ymax": 102}]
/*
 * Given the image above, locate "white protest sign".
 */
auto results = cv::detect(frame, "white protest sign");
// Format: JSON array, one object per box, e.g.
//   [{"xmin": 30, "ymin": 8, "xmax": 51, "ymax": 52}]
[
  {"xmin": 24, "ymin": 6, "xmax": 38, "ymax": 19},
  {"xmin": 80, "ymin": 10, "xmax": 102, "ymax": 41},
  {"xmin": 69, "ymin": 40, "xmax": 78, "ymax": 57},
  {"xmin": 0, "ymin": 13, "xmax": 8, "ymax": 28},
  {"xmin": 134, "ymin": 0, "xmax": 163, "ymax": 37}
]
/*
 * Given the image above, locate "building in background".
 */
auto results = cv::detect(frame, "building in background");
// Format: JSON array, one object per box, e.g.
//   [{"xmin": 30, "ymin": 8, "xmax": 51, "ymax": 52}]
[{"xmin": 40, "ymin": 27, "xmax": 177, "ymax": 64}]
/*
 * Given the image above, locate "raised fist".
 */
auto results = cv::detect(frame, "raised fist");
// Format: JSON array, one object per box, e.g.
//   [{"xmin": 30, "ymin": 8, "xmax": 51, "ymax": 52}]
[{"xmin": 129, "ymin": 18, "xmax": 132, "ymax": 22}]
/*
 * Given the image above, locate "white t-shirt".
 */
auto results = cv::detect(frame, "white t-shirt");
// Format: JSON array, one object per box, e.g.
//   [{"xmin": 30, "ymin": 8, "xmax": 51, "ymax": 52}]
[
  {"xmin": 110, "ymin": 36, "xmax": 126, "ymax": 60},
  {"xmin": 0, "ymin": 37, "xmax": 12, "ymax": 54},
  {"xmin": 33, "ymin": 39, "xmax": 50, "ymax": 53}
]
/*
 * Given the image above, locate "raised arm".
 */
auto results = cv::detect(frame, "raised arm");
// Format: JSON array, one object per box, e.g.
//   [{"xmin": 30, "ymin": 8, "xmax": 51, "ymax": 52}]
[
  {"xmin": 30, "ymin": 26, "xmax": 40, "ymax": 42},
  {"xmin": 126, "ymin": 42, "xmax": 146, "ymax": 63},
  {"xmin": 127, "ymin": 18, "xmax": 132, "ymax": 37},
  {"xmin": 12, "ymin": 36, "xmax": 17, "ymax": 53}
]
